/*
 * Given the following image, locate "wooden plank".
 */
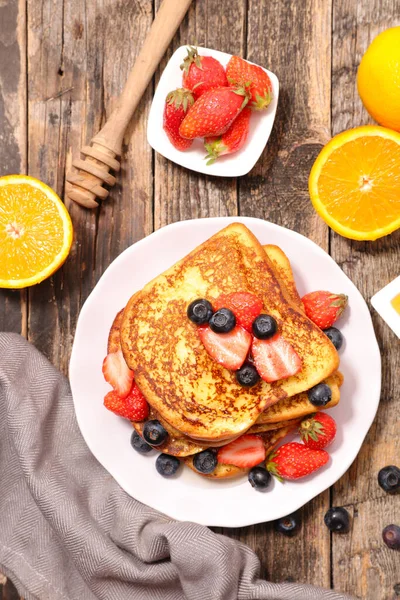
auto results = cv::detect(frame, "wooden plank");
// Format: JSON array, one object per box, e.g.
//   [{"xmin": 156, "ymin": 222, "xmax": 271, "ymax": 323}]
[
  {"xmin": 331, "ymin": 3, "xmax": 400, "ymax": 598},
  {"xmin": 0, "ymin": 0, "xmax": 27, "ymax": 337},
  {"xmin": 0, "ymin": 575, "xmax": 22, "ymax": 600}
]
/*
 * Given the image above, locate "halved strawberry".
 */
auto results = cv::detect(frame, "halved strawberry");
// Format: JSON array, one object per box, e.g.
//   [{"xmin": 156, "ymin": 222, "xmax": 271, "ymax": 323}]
[
  {"xmin": 104, "ymin": 385, "xmax": 149, "ymax": 422},
  {"xmin": 198, "ymin": 325, "xmax": 252, "ymax": 371},
  {"xmin": 217, "ymin": 434, "xmax": 266, "ymax": 468},
  {"xmin": 213, "ymin": 291, "xmax": 263, "ymax": 332},
  {"xmin": 102, "ymin": 350, "xmax": 134, "ymax": 398},
  {"xmin": 252, "ymin": 334, "xmax": 302, "ymax": 383}
]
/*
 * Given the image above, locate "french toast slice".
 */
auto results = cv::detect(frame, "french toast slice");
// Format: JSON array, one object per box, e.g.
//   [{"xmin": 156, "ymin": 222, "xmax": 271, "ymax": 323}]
[{"xmin": 263, "ymin": 244, "xmax": 304, "ymax": 311}]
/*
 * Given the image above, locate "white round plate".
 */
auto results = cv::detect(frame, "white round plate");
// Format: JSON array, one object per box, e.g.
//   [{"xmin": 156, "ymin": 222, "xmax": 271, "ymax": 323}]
[{"xmin": 69, "ymin": 217, "xmax": 381, "ymax": 527}]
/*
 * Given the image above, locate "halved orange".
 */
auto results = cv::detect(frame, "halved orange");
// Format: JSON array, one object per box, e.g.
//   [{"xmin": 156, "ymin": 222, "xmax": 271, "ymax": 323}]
[
  {"xmin": 0, "ymin": 175, "xmax": 73, "ymax": 288},
  {"xmin": 309, "ymin": 126, "xmax": 400, "ymax": 240}
]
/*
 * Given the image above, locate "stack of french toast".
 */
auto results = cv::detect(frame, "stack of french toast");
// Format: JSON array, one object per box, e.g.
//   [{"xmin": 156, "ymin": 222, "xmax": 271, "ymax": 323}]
[{"xmin": 105, "ymin": 223, "xmax": 342, "ymax": 480}]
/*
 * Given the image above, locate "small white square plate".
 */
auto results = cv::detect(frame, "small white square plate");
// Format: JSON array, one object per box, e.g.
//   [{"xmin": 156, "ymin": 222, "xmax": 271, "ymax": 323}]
[
  {"xmin": 371, "ymin": 275, "xmax": 400, "ymax": 338},
  {"xmin": 147, "ymin": 46, "xmax": 279, "ymax": 177}
]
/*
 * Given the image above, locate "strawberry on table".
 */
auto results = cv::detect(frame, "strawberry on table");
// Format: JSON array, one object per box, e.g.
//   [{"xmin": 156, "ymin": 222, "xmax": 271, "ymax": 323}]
[
  {"xmin": 299, "ymin": 412, "xmax": 337, "ymax": 450},
  {"xmin": 104, "ymin": 384, "xmax": 149, "ymax": 422},
  {"xmin": 198, "ymin": 325, "xmax": 252, "ymax": 371},
  {"xmin": 217, "ymin": 434, "xmax": 266, "ymax": 468},
  {"xmin": 204, "ymin": 107, "xmax": 252, "ymax": 164},
  {"xmin": 179, "ymin": 86, "xmax": 250, "ymax": 139},
  {"xmin": 213, "ymin": 291, "xmax": 262, "ymax": 332},
  {"xmin": 102, "ymin": 350, "xmax": 134, "ymax": 398},
  {"xmin": 181, "ymin": 46, "xmax": 228, "ymax": 99},
  {"xmin": 301, "ymin": 291, "xmax": 348, "ymax": 329},
  {"xmin": 252, "ymin": 334, "xmax": 302, "ymax": 383},
  {"xmin": 163, "ymin": 88, "xmax": 195, "ymax": 151},
  {"xmin": 267, "ymin": 442, "xmax": 329, "ymax": 480},
  {"xmin": 226, "ymin": 55, "xmax": 273, "ymax": 110}
]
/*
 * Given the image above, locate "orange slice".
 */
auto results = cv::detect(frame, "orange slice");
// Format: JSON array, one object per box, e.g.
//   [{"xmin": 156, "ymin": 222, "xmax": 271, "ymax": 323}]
[
  {"xmin": 0, "ymin": 175, "xmax": 73, "ymax": 288},
  {"xmin": 309, "ymin": 126, "xmax": 400, "ymax": 240}
]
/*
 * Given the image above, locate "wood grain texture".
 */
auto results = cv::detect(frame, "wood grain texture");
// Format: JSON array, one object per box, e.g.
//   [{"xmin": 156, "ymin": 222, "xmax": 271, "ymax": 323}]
[{"xmin": 331, "ymin": 2, "xmax": 400, "ymax": 598}]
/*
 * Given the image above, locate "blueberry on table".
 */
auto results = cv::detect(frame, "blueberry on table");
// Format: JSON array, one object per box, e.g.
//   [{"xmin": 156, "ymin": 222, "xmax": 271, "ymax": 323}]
[
  {"xmin": 274, "ymin": 512, "xmax": 300, "ymax": 535},
  {"xmin": 187, "ymin": 299, "xmax": 213, "ymax": 325},
  {"xmin": 248, "ymin": 466, "xmax": 271, "ymax": 491},
  {"xmin": 143, "ymin": 420, "xmax": 168, "ymax": 446},
  {"xmin": 308, "ymin": 383, "xmax": 332, "ymax": 407},
  {"xmin": 252, "ymin": 314, "xmax": 277, "ymax": 339},
  {"xmin": 236, "ymin": 363, "xmax": 260, "ymax": 387},
  {"xmin": 323, "ymin": 326, "xmax": 344, "ymax": 351},
  {"xmin": 130, "ymin": 430, "xmax": 153, "ymax": 454},
  {"xmin": 382, "ymin": 524, "xmax": 400, "ymax": 550},
  {"xmin": 193, "ymin": 449, "xmax": 217, "ymax": 474},
  {"xmin": 378, "ymin": 465, "xmax": 400, "ymax": 493},
  {"xmin": 156, "ymin": 453, "xmax": 181, "ymax": 477},
  {"xmin": 209, "ymin": 308, "xmax": 236, "ymax": 333},
  {"xmin": 324, "ymin": 507, "xmax": 350, "ymax": 533}
]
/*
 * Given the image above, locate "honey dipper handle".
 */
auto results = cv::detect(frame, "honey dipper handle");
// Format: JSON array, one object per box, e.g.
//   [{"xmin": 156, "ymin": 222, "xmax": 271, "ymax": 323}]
[{"xmin": 92, "ymin": 0, "xmax": 193, "ymax": 155}]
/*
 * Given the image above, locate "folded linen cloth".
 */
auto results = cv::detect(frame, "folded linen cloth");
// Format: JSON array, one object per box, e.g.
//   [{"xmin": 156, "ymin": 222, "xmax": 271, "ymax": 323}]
[{"xmin": 0, "ymin": 332, "xmax": 357, "ymax": 600}]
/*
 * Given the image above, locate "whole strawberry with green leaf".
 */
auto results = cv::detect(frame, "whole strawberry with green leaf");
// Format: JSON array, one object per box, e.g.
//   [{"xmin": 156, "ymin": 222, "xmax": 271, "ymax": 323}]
[
  {"xmin": 181, "ymin": 46, "xmax": 228, "ymax": 99},
  {"xmin": 163, "ymin": 88, "xmax": 195, "ymax": 151},
  {"xmin": 299, "ymin": 412, "xmax": 337, "ymax": 450},
  {"xmin": 267, "ymin": 442, "xmax": 329, "ymax": 480},
  {"xmin": 226, "ymin": 55, "xmax": 273, "ymax": 110},
  {"xmin": 301, "ymin": 290, "xmax": 348, "ymax": 329},
  {"xmin": 204, "ymin": 107, "xmax": 252, "ymax": 164}
]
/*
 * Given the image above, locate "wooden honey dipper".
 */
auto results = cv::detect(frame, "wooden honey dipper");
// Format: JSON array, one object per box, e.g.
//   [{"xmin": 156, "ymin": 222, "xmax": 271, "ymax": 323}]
[{"xmin": 66, "ymin": 0, "xmax": 193, "ymax": 209}]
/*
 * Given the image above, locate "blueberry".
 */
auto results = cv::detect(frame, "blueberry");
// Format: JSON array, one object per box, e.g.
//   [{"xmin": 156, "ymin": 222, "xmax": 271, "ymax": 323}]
[
  {"xmin": 193, "ymin": 449, "xmax": 217, "ymax": 474},
  {"xmin": 382, "ymin": 524, "xmax": 400, "ymax": 550},
  {"xmin": 156, "ymin": 453, "xmax": 181, "ymax": 477},
  {"xmin": 324, "ymin": 507, "xmax": 350, "ymax": 533},
  {"xmin": 187, "ymin": 299, "xmax": 213, "ymax": 325},
  {"xmin": 323, "ymin": 327, "xmax": 344, "ymax": 351},
  {"xmin": 378, "ymin": 465, "xmax": 400, "ymax": 493},
  {"xmin": 130, "ymin": 430, "xmax": 153, "ymax": 454},
  {"xmin": 209, "ymin": 308, "xmax": 236, "ymax": 333},
  {"xmin": 274, "ymin": 512, "xmax": 300, "ymax": 535},
  {"xmin": 252, "ymin": 314, "xmax": 278, "ymax": 339},
  {"xmin": 248, "ymin": 466, "xmax": 271, "ymax": 491},
  {"xmin": 236, "ymin": 363, "xmax": 261, "ymax": 387},
  {"xmin": 308, "ymin": 383, "xmax": 332, "ymax": 407},
  {"xmin": 142, "ymin": 420, "xmax": 168, "ymax": 446}
]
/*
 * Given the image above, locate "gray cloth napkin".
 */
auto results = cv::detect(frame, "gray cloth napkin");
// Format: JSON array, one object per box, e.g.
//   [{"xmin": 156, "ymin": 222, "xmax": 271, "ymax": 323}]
[{"xmin": 0, "ymin": 332, "xmax": 356, "ymax": 600}]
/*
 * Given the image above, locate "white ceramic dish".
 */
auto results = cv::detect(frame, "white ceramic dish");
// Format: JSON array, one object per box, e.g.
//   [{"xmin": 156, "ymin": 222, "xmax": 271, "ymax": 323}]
[
  {"xmin": 69, "ymin": 217, "xmax": 381, "ymax": 527},
  {"xmin": 371, "ymin": 275, "xmax": 400, "ymax": 338},
  {"xmin": 147, "ymin": 46, "xmax": 279, "ymax": 177}
]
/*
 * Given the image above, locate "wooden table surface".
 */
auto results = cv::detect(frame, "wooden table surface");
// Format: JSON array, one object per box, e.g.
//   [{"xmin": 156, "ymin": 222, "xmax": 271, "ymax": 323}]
[{"xmin": 1, "ymin": 0, "xmax": 400, "ymax": 598}]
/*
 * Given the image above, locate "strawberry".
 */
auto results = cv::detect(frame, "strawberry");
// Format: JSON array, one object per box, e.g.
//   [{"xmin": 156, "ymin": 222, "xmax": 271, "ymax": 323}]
[
  {"xmin": 181, "ymin": 46, "xmax": 228, "ymax": 99},
  {"xmin": 198, "ymin": 325, "xmax": 252, "ymax": 370},
  {"xmin": 163, "ymin": 88, "xmax": 195, "ymax": 151},
  {"xmin": 252, "ymin": 334, "xmax": 302, "ymax": 383},
  {"xmin": 301, "ymin": 291, "xmax": 348, "ymax": 329},
  {"xmin": 226, "ymin": 55, "xmax": 273, "ymax": 110},
  {"xmin": 299, "ymin": 412, "xmax": 337, "ymax": 450},
  {"xmin": 102, "ymin": 350, "xmax": 134, "ymax": 398},
  {"xmin": 213, "ymin": 291, "xmax": 262, "ymax": 332},
  {"xmin": 267, "ymin": 442, "xmax": 329, "ymax": 480},
  {"xmin": 217, "ymin": 434, "xmax": 266, "ymax": 468},
  {"xmin": 104, "ymin": 384, "xmax": 149, "ymax": 422},
  {"xmin": 204, "ymin": 107, "xmax": 251, "ymax": 164},
  {"xmin": 179, "ymin": 86, "xmax": 250, "ymax": 139}
]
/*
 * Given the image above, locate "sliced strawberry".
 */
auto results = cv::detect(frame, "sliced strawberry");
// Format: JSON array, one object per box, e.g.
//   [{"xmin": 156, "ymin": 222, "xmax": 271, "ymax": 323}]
[
  {"xmin": 104, "ymin": 384, "xmax": 149, "ymax": 422},
  {"xmin": 217, "ymin": 434, "xmax": 266, "ymax": 468},
  {"xmin": 213, "ymin": 291, "xmax": 263, "ymax": 332},
  {"xmin": 102, "ymin": 350, "xmax": 134, "ymax": 398},
  {"xmin": 252, "ymin": 334, "xmax": 302, "ymax": 383},
  {"xmin": 198, "ymin": 325, "xmax": 252, "ymax": 370}
]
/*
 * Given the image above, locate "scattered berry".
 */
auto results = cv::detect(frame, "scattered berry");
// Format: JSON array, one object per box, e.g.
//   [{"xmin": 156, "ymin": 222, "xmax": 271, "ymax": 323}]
[
  {"xmin": 300, "ymin": 412, "xmax": 337, "ymax": 450},
  {"xmin": 181, "ymin": 46, "xmax": 228, "ymax": 99},
  {"xmin": 236, "ymin": 362, "xmax": 261, "ymax": 387},
  {"xmin": 267, "ymin": 442, "xmax": 329, "ymax": 480},
  {"xmin": 308, "ymin": 383, "xmax": 332, "ymax": 407},
  {"xmin": 187, "ymin": 298, "xmax": 213, "ymax": 325},
  {"xmin": 142, "ymin": 420, "xmax": 168, "ymax": 446},
  {"xmin": 102, "ymin": 350, "xmax": 134, "ymax": 398},
  {"xmin": 274, "ymin": 512, "xmax": 300, "ymax": 536},
  {"xmin": 104, "ymin": 385, "xmax": 149, "ymax": 421},
  {"xmin": 193, "ymin": 449, "xmax": 218, "ymax": 474},
  {"xmin": 156, "ymin": 453, "xmax": 181, "ymax": 477},
  {"xmin": 198, "ymin": 325, "xmax": 252, "ymax": 370},
  {"xmin": 378, "ymin": 465, "xmax": 400, "ymax": 494},
  {"xmin": 209, "ymin": 308, "xmax": 236, "ymax": 333},
  {"xmin": 204, "ymin": 107, "xmax": 252, "ymax": 164},
  {"xmin": 130, "ymin": 430, "xmax": 153, "ymax": 454},
  {"xmin": 217, "ymin": 434, "xmax": 266, "ymax": 469},
  {"xmin": 213, "ymin": 291, "xmax": 263, "ymax": 332},
  {"xmin": 252, "ymin": 334, "xmax": 302, "ymax": 383},
  {"xmin": 324, "ymin": 507, "xmax": 350, "ymax": 533},
  {"xmin": 226, "ymin": 55, "xmax": 273, "ymax": 110},
  {"xmin": 323, "ymin": 327, "xmax": 344, "ymax": 351},
  {"xmin": 248, "ymin": 466, "xmax": 271, "ymax": 491},
  {"xmin": 301, "ymin": 290, "xmax": 348, "ymax": 329},
  {"xmin": 382, "ymin": 524, "xmax": 400, "ymax": 550},
  {"xmin": 252, "ymin": 314, "xmax": 278, "ymax": 339},
  {"xmin": 163, "ymin": 88, "xmax": 195, "ymax": 151}
]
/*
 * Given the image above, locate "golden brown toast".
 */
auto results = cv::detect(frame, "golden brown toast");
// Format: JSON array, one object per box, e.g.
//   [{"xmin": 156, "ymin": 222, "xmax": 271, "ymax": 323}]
[{"xmin": 263, "ymin": 245, "xmax": 304, "ymax": 311}]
